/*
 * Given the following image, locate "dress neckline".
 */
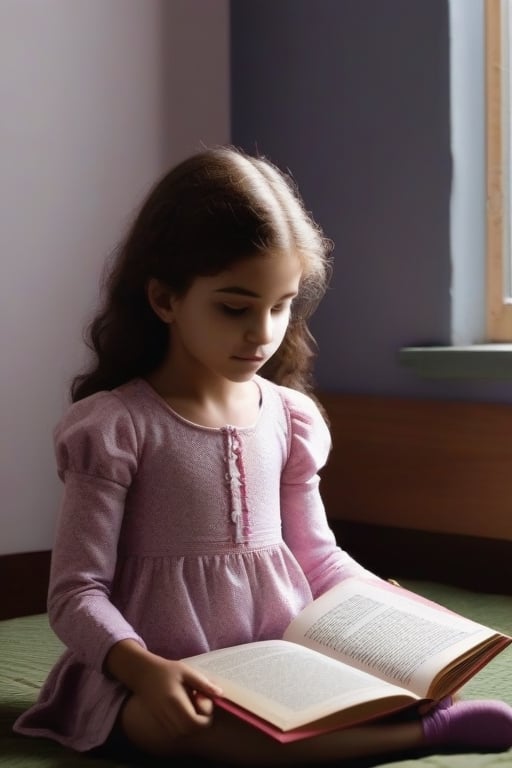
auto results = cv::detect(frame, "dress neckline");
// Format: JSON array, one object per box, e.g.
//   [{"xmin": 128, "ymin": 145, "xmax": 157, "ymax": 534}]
[{"xmin": 134, "ymin": 377, "xmax": 265, "ymax": 432}]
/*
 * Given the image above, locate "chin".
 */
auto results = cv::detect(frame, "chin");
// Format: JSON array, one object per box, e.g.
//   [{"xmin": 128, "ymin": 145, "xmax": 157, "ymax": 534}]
[{"xmin": 224, "ymin": 368, "xmax": 261, "ymax": 383}]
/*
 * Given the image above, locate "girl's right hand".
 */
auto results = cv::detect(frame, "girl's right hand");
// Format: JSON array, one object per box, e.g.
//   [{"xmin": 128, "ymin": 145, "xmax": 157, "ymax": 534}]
[
  {"xmin": 132, "ymin": 656, "xmax": 223, "ymax": 737},
  {"xmin": 106, "ymin": 639, "xmax": 223, "ymax": 738}
]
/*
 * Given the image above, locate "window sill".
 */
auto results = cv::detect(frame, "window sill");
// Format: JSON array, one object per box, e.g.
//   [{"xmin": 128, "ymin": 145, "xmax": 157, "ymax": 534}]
[{"xmin": 399, "ymin": 344, "xmax": 512, "ymax": 379}]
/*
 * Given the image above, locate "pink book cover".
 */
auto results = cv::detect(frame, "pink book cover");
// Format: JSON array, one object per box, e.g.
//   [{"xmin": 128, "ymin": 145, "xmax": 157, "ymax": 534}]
[{"xmin": 213, "ymin": 696, "xmax": 416, "ymax": 743}]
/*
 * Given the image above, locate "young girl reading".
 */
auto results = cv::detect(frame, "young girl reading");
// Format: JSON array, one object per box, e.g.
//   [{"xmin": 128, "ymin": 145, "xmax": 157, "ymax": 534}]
[{"xmin": 14, "ymin": 146, "xmax": 512, "ymax": 765}]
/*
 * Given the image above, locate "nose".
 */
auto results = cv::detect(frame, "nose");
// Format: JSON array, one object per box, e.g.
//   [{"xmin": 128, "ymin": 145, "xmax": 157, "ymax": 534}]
[{"xmin": 245, "ymin": 311, "xmax": 273, "ymax": 345}]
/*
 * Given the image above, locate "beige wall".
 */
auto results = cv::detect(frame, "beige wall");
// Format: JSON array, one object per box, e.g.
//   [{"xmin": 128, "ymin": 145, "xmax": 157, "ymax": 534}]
[{"xmin": 0, "ymin": 0, "xmax": 230, "ymax": 555}]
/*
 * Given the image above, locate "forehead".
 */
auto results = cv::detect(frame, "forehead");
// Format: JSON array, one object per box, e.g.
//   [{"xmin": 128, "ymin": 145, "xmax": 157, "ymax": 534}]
[{"xmin": 194, "ymin": 250, "xmax": 303, "ymax": 297}]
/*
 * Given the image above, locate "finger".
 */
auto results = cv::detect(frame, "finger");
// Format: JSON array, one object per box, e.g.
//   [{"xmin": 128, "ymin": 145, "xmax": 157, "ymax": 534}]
[
  {"xmin": 175, "ymin": 680, "xmax": 218, "ymax": 724},
  {"xmin": 181, "ymin": 665, "xmax": 223, "ymax": 698},
  {"xmin": 193, "ymin": 691, "xmax": 215, "ymax": 717},
  {"xmin": 159, "ymin": 692, "xmax": 211, "ymax": 737}
]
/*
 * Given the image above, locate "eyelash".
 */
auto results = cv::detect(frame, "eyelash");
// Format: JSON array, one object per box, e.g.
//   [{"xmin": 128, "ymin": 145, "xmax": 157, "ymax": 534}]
[
  {"xmin": 221, "ymin": 305, "xmax": 247, "ymax": 316},
  {"xmin": 220, "ymin": 304, "xmax": 288, "ymax": 316}
]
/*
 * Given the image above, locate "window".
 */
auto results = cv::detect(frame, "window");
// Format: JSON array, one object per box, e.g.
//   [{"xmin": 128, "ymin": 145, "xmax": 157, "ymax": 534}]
[
  {"xmin": 399, "ymin": 1, "xmax": 512, "ymax": 379},
  {"xmin": 486, "ymin": 0, "xmax": 512, "ymax": 340}
]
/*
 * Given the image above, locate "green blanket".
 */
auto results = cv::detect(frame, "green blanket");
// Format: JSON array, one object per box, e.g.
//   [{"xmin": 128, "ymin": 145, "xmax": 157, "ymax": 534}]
[{"xmin": 1, "ymin": 580, "xmax": 512, "ymax": 767}]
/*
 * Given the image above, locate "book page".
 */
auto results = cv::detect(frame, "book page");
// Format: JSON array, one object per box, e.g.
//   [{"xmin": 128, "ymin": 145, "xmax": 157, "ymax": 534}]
[
  {"xmin": 284, "ymin": 578, "xmax": 502, "ymax": 698},
  {"xmin": 184, "ymin": 639, "xmax": 416, "ymax": 732}
]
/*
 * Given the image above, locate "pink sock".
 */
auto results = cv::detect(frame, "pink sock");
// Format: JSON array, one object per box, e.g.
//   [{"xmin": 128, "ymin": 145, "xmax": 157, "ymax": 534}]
[{"xmin": 422, "ymin": 699, "xmax": 512, "ymax": 751}]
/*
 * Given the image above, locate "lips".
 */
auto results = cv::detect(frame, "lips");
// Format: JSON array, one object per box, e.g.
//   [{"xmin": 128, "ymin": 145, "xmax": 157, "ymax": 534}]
[{"xmin": 232, "ymin": 355, "xmax": 264, "ymax": 362}]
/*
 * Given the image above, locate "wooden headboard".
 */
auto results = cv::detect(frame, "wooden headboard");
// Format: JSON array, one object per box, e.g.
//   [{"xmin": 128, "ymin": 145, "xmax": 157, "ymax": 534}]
[
  {"xmin": 2, "ymin": 392, "xmax": 512, "ymax": 620},
  {"xmin": 318, "ymin": 392, "xmax": 512, "ymax": 595}
]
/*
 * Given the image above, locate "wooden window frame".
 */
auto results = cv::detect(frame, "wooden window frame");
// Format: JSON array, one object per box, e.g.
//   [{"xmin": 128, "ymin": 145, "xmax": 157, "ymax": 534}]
[{"xmin": 486, "ymin": 0, "xmax": 512, "ymax": 340}]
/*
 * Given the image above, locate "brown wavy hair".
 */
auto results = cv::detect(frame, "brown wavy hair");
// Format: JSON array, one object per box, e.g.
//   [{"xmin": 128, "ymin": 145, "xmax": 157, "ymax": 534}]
[{"xmin": 71, "ymin": 146, "xmax": 333, "ymax": 403}]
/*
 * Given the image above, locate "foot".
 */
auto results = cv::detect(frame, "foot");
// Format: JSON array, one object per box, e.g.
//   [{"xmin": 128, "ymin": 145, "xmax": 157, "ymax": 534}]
[{"xmin": 422, "ymin": 699, "xmax": 512, "ymax": 751}]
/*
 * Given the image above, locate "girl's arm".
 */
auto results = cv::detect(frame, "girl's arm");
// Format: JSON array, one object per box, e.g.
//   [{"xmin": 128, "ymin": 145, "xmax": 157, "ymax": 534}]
[
  {"xmin": 48, "ymin": 394, "xmax": 146, "ymax": 671},
  {"xmin": 280, "ymin": 389, "xmax": 382, "ymax": 597}
]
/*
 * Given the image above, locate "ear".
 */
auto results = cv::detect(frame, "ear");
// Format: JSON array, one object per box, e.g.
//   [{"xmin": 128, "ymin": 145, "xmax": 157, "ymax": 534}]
[{"xmin": 146, "ymin": 278, "xmax": 175, "ymax": 324}]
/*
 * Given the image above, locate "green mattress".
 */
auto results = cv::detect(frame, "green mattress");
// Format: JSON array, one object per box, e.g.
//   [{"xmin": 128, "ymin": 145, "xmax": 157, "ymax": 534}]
[{"xmin": 1, "ymin": 580, "xmax": 512, "ymax": 767}]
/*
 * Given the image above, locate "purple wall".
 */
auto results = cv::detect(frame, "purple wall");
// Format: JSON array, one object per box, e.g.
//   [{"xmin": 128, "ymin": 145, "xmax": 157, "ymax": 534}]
[{"xmin": 231, "ymin": 0, "xmax": 512, "ymax": 402}]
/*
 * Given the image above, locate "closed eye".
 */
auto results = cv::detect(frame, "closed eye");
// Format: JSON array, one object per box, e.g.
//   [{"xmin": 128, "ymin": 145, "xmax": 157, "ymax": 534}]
[
  {"xmin": 219, "ymin": 302, "xmax": 292, "ymax": 316},
  {"xmin": 271, "ymin": 302, "xmax": 292, "ymax": 314},
  {"xmin": 220, "ymin": 304, "xmax": 248, "ymax": 316}
]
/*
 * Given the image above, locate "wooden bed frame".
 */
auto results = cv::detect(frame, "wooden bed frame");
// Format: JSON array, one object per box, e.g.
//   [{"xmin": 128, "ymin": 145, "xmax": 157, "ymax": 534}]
[{"xmin": 3, "ymin": 393, "xmax": 512, "ymax": 620}]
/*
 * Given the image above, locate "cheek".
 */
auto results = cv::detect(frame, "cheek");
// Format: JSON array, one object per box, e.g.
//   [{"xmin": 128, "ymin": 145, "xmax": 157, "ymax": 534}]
[{"xmin": 273, "ymin": 312, "xmax": 292, "ymax": 345}]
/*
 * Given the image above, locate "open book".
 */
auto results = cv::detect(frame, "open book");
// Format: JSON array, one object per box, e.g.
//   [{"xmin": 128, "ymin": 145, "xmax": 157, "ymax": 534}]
[{"xmin": 184, "ymin": 577, "xmax": 511, "ymax": 742}]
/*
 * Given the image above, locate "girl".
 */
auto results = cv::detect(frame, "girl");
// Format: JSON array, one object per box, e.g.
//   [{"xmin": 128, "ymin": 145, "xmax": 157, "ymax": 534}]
[{"xmin": 14, "ymin": 146, "xmax": 512, "ymax": 765}]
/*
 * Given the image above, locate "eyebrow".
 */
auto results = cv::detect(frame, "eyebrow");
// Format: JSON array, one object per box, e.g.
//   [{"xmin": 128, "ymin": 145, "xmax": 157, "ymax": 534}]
[{"xmin": 214, "ymin": 287, "xmax": 298, "ymax": 300}]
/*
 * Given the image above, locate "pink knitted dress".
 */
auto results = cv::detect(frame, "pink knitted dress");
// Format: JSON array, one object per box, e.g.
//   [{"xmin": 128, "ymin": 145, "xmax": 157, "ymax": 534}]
[{"xmin": 14, "ymin": 376, "xmax": 373, "ymax": 751}]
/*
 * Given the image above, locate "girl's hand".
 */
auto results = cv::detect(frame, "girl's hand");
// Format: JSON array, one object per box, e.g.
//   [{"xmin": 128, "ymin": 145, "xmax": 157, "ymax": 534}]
[
  {"xmin": 132, "ymin": 656, "xmax": 222, "ymax": 737},
  {"xmin": 106, "ymin": 640, "xmax": 223, "ymax": 738}
]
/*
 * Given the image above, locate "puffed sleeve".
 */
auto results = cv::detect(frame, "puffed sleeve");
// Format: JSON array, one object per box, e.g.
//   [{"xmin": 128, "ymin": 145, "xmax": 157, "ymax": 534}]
[
  {"xmin": 48, "ymin": 391, "xmax": 146, "ymax": 672},
  {"xmin": 280, "ymin": 387, "xmax": 378, "ymax": 598}
]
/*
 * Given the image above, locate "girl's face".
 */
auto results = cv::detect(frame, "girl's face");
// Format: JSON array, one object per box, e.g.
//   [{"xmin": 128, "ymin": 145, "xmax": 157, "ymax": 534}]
[{"xmin": 159, "ymin": 250, "xmax": 302, "ymax": 385}]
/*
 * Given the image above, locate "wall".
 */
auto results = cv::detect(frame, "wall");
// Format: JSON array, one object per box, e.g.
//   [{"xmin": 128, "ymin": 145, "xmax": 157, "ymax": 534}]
[
  {"xmin": 231, "ymin": 0, "xmax": 512, "ymax": 542},
  {"xmin": 3, "ymin": 0, "xmax": 507, "ymax": 556},
  {"xmin": 231, "ymin": 0, "xmax": 512, "ymax": 403},
  {"xmin": 0, "ymin": 0, "xmax": 229, "ymax": 555}
]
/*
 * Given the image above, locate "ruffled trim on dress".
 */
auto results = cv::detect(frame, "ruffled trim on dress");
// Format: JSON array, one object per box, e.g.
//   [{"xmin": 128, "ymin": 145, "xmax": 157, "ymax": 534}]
[{"xmin": 223, "ymin": 426, "xmax": 250, "ymax": 543}]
